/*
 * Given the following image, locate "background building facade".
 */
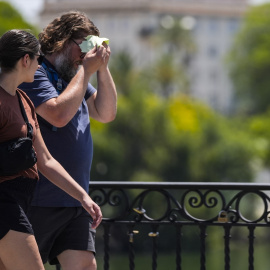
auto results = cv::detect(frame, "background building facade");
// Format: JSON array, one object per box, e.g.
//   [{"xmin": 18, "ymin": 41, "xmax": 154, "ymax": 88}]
[{"xmin": 39, "ymin": 0, "xmax": 249, "ymax": 113}]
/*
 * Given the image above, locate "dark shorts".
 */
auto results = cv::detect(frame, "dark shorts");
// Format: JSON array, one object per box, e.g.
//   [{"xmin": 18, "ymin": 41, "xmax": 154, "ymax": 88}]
[
  {"xmin": 27, "ymin": 206, "xmax": 96, "ymax": 265},
  {"xmin": 0, "ymin": 177, "xmax": 36, "ymax": 240}
]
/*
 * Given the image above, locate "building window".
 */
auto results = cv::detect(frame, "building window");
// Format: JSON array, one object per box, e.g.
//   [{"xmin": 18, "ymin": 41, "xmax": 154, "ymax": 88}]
[
  {"xmin": 227, "ymin": 18, "xmax": 239, "ymax": 33},
  {"xmin": 209, "ymin": 69, "xmax": 219, "ymax": 82},
  {"xmin": 208, "ymin": 17, "xmax": 219, "ymax": 34},
  {"xmin": 207, "ymin": 45, "xmax": 218, "ymax": 58}
]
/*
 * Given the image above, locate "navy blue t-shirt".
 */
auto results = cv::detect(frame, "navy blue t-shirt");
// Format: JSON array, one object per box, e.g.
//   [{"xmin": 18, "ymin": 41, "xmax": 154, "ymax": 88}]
[{"xmin": 20, "ymin": 59, "xmax": 96, "ymax": 207}]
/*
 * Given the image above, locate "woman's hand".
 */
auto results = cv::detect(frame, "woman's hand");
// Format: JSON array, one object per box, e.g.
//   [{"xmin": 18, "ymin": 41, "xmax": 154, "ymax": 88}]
[{"xmin": 81, "ymin": 195, "xmax": 103, "ymax": 229}]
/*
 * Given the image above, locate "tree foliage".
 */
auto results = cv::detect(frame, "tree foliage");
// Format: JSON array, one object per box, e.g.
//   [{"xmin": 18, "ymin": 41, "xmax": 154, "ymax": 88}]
[
  {"xmin": 247, "ymin": 110, "xmax": 270, "ymax": 168},
  {"xmin": 90, "ymin": 52, "xmax": 256, "ymax": 183},
  {"xmin": 228, "ymin": 3, "xmax": 270, "ymax": 115},
  {"xmin": 0, "ymin": 1, "xmax": 38, "ymax": 36}
]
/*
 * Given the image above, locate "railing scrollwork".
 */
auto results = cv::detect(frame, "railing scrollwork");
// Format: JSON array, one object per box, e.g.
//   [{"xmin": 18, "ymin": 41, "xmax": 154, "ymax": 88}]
[
  {"xmin": 89, "ymin": 182, "xmax": 270, "ymax": 225},
  {"xmin": 56, "ymin": 182, "xmax": 270, "ymax": 270}
]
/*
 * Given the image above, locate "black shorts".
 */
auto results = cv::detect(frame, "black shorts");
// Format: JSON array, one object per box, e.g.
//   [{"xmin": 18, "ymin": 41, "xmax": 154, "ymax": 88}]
[
  {"xmin": 27, "ymin": 206, "xmax": 96, "ymax": 265},
  {"xmin": 0, "ymin": 177, "xmax": 36, "ymax": 240}
]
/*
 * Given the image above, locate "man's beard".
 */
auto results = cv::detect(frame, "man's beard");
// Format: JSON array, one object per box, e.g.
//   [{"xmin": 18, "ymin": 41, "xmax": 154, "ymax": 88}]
[{"xmin": 54, "ymin": 49, "xmax": 80, "ymax": 82}]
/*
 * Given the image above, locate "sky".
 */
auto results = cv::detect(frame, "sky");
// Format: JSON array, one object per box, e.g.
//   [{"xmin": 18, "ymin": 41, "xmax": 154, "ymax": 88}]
[{"xmin": 3, "ymin": 0, "xmax": 270, "ymax": 25}]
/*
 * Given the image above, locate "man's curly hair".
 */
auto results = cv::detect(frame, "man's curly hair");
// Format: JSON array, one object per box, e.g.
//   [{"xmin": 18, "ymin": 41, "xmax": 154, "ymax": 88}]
[{"xmin": 39, "ymin": 11, "xmax": 100, "ymax": 55}]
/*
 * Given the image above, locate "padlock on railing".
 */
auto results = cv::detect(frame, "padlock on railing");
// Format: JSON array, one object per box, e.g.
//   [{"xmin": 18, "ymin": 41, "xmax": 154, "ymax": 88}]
[
  {"xmin": 218, "ymin": 210, "xmax": 228, "ymax": 223},
  {"xmin": 148, "ymin": 232, "xmax": 159, "ymax": 237},
  {"xmin": 128, "ymin": 230, "xmax": 139, "ymax": 243},
  {"xmin": 133, "ymin": 207, "xmax": 146, "ymax": 215}
]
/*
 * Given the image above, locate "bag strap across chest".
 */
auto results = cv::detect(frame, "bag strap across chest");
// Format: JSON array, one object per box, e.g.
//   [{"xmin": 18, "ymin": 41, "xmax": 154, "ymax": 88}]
[{"xmin": 17, "ymin": 92, "xmax": 33, "ymax": 139}]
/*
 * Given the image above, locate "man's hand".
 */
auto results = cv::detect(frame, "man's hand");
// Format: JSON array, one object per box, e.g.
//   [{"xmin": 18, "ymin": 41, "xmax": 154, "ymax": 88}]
[
  {"xmin": 98, "ymin": 43, "xmax": 111, "ymax": 72},
  {"xmin": 82, "ymin": 45, "xmax": 108, "ymax": 76}
]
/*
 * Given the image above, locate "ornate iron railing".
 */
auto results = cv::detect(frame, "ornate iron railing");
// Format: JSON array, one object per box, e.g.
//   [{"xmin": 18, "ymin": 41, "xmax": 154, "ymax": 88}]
[{"xmin": 55, "ymin": 182, "xmax": 270, "ymax": 270}]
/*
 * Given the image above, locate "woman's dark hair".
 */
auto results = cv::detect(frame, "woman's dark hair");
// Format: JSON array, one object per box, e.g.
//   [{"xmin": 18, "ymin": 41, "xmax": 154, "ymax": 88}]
[
  {"xmin": 0, "ymin": 29, "xmax": 39, "ymax": 72},
  {"xmin": 39, "ymin": 11, "xmax": 100, "ymax": 55}
]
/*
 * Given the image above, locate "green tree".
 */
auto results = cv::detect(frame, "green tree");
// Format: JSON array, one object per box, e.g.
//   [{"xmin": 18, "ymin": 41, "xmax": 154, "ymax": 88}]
[
  {"xmin": 141, "ymin": 15, "xmax": 196, "ymax": 98},
  {"xmin": 109, "ymin": 51, "xmax": 135, "ymax": 96},
  {"xmin": 90, "ymin": 53, "xmax": 256, "ymax": 183},
  {"xmin": 152, "ymin": 15, "xmax": 196, "ymax": 58},
  {"xmin": 247, "ymin": 109, "xmax": 270, "ymax": 168},
  {"xmin": 142, "ymin": 53, "xmax": 190, "ymax": 98},
  {"xmin": 0, "ymin": 1, "xmax": 38, "ymax": 35},
  {"xmin": 228, "ymin": 3, "xmax": 270, "ymax": 115}
]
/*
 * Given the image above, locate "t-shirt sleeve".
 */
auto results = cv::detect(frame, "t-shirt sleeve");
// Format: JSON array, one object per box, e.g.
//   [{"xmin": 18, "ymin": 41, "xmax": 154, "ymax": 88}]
[
  {"xmin": 85, "ymin": 82, "xmax": 97, "ymax": 101},
  {"xmin": 19, "ymin": 67, "xmax": 59, "ymax": 108}
]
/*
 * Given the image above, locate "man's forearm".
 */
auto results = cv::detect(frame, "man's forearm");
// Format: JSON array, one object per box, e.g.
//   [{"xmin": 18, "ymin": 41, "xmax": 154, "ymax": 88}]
[
  {"xmin": 36, "ymin": 67, "xmax": 91, "ymax": 127},
  {"xmin": 93, "ymin": 68, "xmax": 117, "ymax": 122}
]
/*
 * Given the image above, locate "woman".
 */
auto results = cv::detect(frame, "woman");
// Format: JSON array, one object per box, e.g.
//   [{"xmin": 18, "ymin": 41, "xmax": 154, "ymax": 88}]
[{"xmin": 0, "ymin": 29, "xmax": 102, "ymax": 270}]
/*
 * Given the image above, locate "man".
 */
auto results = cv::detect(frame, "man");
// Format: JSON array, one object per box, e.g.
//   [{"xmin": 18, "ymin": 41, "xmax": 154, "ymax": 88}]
[{"xmin": 20, "ymin": 11, "xmax": 117, "ymax": 270}]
